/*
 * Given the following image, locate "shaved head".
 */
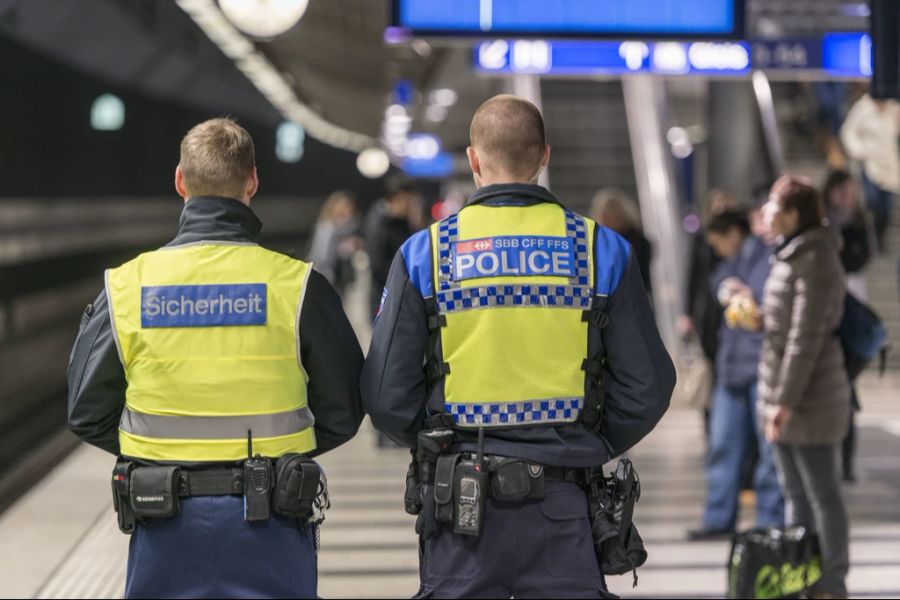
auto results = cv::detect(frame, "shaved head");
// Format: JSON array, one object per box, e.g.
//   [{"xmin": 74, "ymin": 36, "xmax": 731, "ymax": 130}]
[{"xmin": 469, "ymin": 94, "xmax": 547, "ymax": 181}]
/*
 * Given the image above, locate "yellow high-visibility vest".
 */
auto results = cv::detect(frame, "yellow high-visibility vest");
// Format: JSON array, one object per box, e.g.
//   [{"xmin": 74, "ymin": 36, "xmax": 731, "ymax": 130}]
[
  {"xmin": 426, "ymin": 202, "xmax": 596, "ymax": 429},
  {"xmin": 106, "ymin": 241, "xmax": 316, "ymax": 462}
]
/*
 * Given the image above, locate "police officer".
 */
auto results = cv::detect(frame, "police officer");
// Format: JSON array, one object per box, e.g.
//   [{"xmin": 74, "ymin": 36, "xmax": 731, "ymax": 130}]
[
  {"xmin": 361, "ymin": 95, "xmax": 675, "ymax": 598},
  {"xmin": 67, "ymin": 118, "xmax": 364, "ymax": 598}
]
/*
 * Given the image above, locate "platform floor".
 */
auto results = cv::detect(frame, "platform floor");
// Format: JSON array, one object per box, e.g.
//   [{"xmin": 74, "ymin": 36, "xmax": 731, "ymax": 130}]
[{"xmin": 1, "ymin": 373, "xmax": 899, "ymax": 599}]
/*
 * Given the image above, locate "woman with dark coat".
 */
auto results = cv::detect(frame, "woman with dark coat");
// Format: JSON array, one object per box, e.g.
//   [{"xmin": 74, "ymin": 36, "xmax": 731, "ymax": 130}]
[
  {"xmin": 759, "ymin": 175, "xmax": 851, "ymax": 599},
  {"xmin": 823, "ymin": 169, "xmax": 875, "ymax": 482}
]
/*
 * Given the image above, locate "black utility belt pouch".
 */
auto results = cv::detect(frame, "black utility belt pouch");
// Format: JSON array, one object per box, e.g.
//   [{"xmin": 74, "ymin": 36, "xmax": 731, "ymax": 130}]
[
  {"xmin": 272, "ymin": 453, "xmax": 323, "ymax": 521},
  {"xmin": 129, "ymin": 466, "xmax": 181, "ymax": 519},
  {"xmin": 404, "ymin": 452, "xmax": 422, "ymax": 516},
  {"xmin": 490, "ymin": 458, "xmax": 545, "ymax": 502},
  {"xmin": 433, "ymin": 453, "xmax": 460, "ymax": 524},
  {"xmin": 111, "ymin": 461, "xmax": 137, "ymax": 534},
  {"xmin": 586, "ymin": 458, "xmax": 647, "ymax": 586},
  {"xmin": 433, "ymin": 455, "xmax": 545, "ymax": 526}
]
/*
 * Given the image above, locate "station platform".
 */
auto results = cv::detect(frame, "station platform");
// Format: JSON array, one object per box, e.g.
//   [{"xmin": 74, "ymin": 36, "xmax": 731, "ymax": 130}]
[{"xmin": 1, "ymin": 372, "xmax": 899, "ymax": 599}]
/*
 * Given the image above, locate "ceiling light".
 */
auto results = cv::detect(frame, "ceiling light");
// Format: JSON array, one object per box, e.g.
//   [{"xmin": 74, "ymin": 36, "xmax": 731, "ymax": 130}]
[
  {"xmin": 425, "ymin": 105, "xmax": 448, "ymax": 123},
  {"xmin": 276, "ymin": 121, "xmax": 305, "ymax": 162},
  {"xmin": 357, "ymin": 148, "xmax": 391, "ymax": 179},
  {"xmin": 219, "ymin": 0, "xmax": 309, "ymax": 39},
  {"xmin": 176, "ymin": 0, "xmax": 374, "ymax": 152},
  {"xmin": 429, "ymin": 89, "xmax": 458, "ymax": 107},
  {"xmin": 91, "ymin": 94, "xmax": 125, "ymax": 131}
]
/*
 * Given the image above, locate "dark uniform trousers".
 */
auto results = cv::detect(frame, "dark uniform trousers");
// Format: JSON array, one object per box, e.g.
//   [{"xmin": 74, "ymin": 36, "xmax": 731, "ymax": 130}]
[
  {"xmin": 415, "ymin": 482, "xmax": 607, "ymax": 599},
  {"xmin": 125, "ymin": 496, "xmax": 317, "ymax": 599}
]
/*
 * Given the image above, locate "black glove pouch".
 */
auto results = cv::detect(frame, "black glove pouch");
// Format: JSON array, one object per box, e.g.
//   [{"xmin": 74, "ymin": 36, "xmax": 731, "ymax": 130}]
[
  {"xmin": 129, "ymin": 466, "xmax": 181, "ymax": 519},
  {"xmin": 592, "ymin": 515, "xmax": 648, "ymax": 576},
  {"xmin": 415, "ymin": 484, "xmax": 442, "ymax": 540},
  {"xmin": 586, "ymin": 459, "xmax": 647, "ymax": 585},
  {"xmin": 272, "ymin": 453, "xmax": 322, "ymax": 520},
  {"xmin": 490, "ymin": 459, "xmax": 545, "ymax": 502}
]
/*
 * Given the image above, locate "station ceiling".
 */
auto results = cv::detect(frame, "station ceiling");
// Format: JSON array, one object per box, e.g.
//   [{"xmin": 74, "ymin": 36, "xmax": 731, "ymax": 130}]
[{"xmin": 0, "ymin": 0, "xmax": 868, "ymax": 157}]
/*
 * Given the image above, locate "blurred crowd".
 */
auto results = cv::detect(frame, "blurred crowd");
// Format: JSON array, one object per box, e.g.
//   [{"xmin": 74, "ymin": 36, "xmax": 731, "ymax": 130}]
[{"xmin": 677, "ymin": 90, "xmax": 898, "ymax": 600}]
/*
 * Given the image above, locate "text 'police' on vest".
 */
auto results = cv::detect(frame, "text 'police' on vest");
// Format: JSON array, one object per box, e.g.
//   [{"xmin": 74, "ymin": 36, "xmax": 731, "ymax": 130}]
[{"xmin": 452, "ymin": 235, "xmax": 576, "ymax": 281}]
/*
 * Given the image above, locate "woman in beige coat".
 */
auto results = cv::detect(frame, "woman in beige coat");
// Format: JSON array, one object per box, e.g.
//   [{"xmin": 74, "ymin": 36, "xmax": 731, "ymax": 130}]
[{"xmin": 759, "ymin": 175, "xmax": 851, "ymax": 599}]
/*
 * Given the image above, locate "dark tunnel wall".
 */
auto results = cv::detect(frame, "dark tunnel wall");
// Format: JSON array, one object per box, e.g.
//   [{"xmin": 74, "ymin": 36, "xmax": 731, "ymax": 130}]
[{"xmin": 0, "ymin": 36, "xmax": 386, "ymax": 201}]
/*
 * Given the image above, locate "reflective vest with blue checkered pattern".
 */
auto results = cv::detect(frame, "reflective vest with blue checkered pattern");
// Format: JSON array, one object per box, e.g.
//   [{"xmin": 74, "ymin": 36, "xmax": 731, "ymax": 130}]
[{"xmin": 420, "ymin": 202, "xmax": 597, "ymax": 430}]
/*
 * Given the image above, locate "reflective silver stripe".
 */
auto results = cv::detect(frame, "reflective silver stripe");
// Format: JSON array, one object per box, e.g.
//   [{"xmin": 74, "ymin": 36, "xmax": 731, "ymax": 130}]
[{"xmin": 120, "ymin": 406, "xmax": 315, "ymax": 440}]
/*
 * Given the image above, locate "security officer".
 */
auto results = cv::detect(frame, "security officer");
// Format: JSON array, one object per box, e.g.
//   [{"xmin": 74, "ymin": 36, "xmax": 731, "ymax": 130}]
[
  {"xmin": 67, "ymin": 118, "xmax": 365, "ymax": 598},
  {"xmin": 361, "ymin": 95, "xmax": 676, "ymax": 598}
]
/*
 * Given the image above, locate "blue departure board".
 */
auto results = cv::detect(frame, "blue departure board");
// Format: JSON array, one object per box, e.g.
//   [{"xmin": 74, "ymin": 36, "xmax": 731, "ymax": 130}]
[{"xmin": 393, "ymin": 0, "xmax": 744, "ymax": 39}]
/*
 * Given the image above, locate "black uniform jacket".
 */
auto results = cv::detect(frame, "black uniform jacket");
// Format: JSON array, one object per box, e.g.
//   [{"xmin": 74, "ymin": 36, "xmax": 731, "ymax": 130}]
[
  {"xmin": 67, "ymin": 196, "xmax": 365, "ymax": 459},
  {"xmin": 360, "ymin": 184, "xmax": 675, "ymax": 467}
]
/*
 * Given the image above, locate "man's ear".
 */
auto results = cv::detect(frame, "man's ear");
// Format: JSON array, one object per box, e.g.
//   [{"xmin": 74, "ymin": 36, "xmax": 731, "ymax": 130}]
[
  {"xmin": 244, "ymin": 167, "xmax": 259, "ymax": 202},
  {"xmin": 175, "ymin": 165, "xmax": 189, "ymax": 201},
  {"xmin": 542, "ymin": 144, "xmax": 551, "ymax": 168},
  {"xmin": 466, "ymin": 146, "xmax": 481, "ymax": 177}
]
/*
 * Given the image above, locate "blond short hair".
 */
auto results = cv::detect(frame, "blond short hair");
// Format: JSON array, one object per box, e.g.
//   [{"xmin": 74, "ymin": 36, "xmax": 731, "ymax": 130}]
[{"xmin": 179, "ymin": 118, "xmax": 255, "ymax": 199}]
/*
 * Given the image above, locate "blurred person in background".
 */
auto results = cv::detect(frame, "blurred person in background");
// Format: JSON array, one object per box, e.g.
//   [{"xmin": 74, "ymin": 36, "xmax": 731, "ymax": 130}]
[
  {"xmin": 840, "ymin": 93, "xmax": 900, "ymax": 253},
  {"xmin": 760, "ymin": 175, "xmax": 851, "ymax": 600},
  {"xmin": 688, "ymin": 210, "xmax": 783, "ymax": 540},
  {"xmin": 365, "ymin": 179, "xmax": 421, "ymax": 317},
  {"xmin": 679, "ymin": 189, "xmax": 739, "ymax": 432},
  {"xmin": 592, "ymin": 188, "xmax": 653, "ymax": 296},
  {"xmin": 813, "ymin": 81, "xmax": 849, "ymax": 169},
  {"xmin": 823, "ymin": 170, "xmax": 874, "ymax": 301},
  {"xmin": 307, "ymin": 190, "xmax": 362, "ymax": 297},
  {"xmin": 823, "ymin": 170, "xmax": 876, "ymax": 483}
]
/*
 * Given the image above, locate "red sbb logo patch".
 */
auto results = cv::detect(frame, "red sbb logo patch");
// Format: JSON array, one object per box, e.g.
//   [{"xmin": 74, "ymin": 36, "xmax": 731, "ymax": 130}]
[{"xmin": 457, "ymin": 238, "xmax": 493, "ymax": 253}]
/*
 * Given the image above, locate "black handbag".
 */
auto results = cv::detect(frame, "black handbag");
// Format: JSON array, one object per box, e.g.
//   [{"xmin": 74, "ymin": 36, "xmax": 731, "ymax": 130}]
[{"xmin": 728, "ymin": 527, "xmax": 821, "ymax": 599}]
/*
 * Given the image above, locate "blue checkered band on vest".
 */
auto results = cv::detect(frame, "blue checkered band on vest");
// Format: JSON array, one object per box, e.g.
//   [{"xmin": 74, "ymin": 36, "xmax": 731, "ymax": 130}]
[
  {"xmin": 445, "ymin": 398, "xmax": 583, "ymax": 427},
  {"xmin": 435, "ymin": 210, "xmax": 591, "ymax": 314}
]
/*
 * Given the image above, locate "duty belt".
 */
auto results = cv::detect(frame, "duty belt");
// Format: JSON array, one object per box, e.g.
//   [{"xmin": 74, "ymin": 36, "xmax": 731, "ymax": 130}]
[
  {"xmin": 176, "ymin": 468, "xmax": 244, "ymax": 497},
  {"xmin": 457, "ymin": 453, "xmax": 588, "ymax": 484},
  {"xmin": 543, "ymin": 465, "xmax": 588, "ymax": 483}
]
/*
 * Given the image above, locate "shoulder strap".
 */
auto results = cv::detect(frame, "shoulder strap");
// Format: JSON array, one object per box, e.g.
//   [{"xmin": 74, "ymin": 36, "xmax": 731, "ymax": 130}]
[{"xmin": 580, "ymin": 294, "xmax": 610, "ymax": 430}]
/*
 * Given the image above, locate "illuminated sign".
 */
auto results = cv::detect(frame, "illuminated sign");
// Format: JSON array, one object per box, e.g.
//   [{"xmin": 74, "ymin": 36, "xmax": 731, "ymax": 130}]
[
  {"xmin": 393, "ymin": 0, "xmax": 744, "ymax": 39},
  {"xmin": 475, "ymin": 40, "xmax": 751, "ymax": 75},
  {"xmin": 822, "ymin": 32, "xmax": 872, "ymax": 77},
  {"xmin": 402, "ymin": 152, "xmax": 454, "ymax": 178},
  {"xmin": 475, "ymin": 34, "xmax": 871, "ymax": 77}
]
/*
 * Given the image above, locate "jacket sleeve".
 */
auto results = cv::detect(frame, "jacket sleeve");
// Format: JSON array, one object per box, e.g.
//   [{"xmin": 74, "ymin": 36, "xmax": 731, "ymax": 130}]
[
  {"xmin": 301, "ymin": 270, "xmax": 366, "ymax": 457},
  {"xmin": 359, "ymin": 250, "xmax": 430, "ymax": 448},
  {"xmin": 599, "ymin": 252, "xmax": 676, "ymax": 456},
  {"xmin": 67, "ymin": 289, "xmax": 127, "ymax": 455}
]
